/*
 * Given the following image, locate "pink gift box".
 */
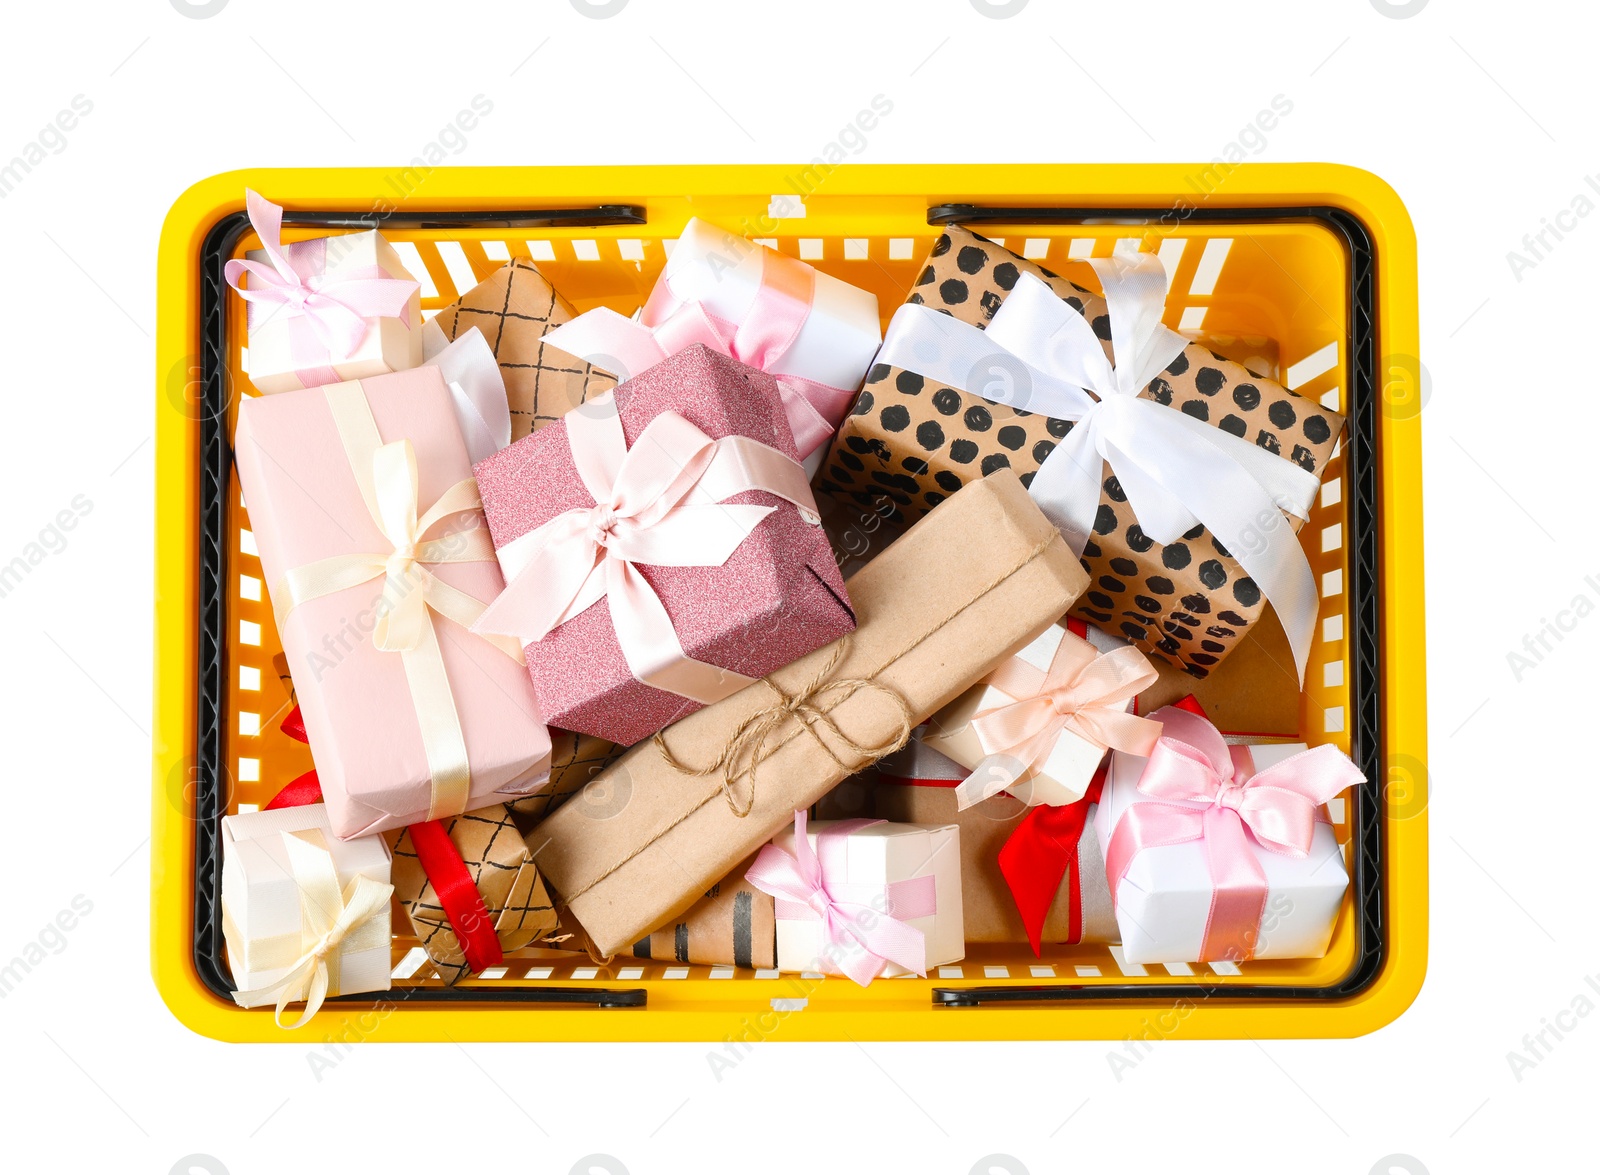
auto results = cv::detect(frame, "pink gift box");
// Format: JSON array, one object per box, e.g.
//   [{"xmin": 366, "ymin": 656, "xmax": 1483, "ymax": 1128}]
[
  {"xmin": 234, "ymin": 365, "xmax": 552, "ymax": 839},
  {"xmin": 473, "ymin": 344, "xmax": 856, "ymax": 745}
]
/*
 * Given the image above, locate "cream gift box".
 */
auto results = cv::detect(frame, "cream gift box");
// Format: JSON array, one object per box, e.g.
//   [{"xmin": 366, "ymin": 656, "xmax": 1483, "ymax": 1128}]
[
  {"xmin": 767, "ymin": 819, "xmax": 964, "ymax": 980},
  {"xmin": 220, "ymin": 803, "xmax": 393, "ymax": 1005},
  {"xmin": 922, "ymin": 621, "xmax": 1154, "ymax": 808},
  {"xmin": 1094, "ymin": 720, "xmax": 1353, "ymax": 965}
]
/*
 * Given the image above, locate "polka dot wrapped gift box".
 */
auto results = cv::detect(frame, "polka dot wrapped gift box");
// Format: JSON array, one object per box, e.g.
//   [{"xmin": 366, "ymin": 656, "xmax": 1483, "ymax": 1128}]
[{"xmin": 815, "ymin": 226, "xmax": 1345, "ymax": 682}]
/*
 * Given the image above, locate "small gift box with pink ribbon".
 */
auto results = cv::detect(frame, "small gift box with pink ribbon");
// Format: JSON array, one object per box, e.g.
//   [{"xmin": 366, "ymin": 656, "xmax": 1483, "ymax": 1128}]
[
  {"xmin": 471, "ymin": 343, "xmax": 856, "ymax": 746},
  {"xmin": 1095, "ymin": 698, "xmax": 1364, "ymax": 964},
  {"xmin": 540, "ymin": 217, "xmax": 882, "ymax": 474},
  {"xmin": 747, "ymin": 810, "xmax": 964, "ymax": 984},
  {"xmin": 922, "ymin": 618, "xmax": 1164, "ymax": 810},
  {"xmin": 226, "ymin": 190, "xmax": 423, "ymax": 395}
]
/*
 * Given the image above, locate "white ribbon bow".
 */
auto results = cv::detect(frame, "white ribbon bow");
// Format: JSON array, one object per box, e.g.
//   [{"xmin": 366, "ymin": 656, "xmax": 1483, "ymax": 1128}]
[{"xmin": 874, "ymin": 255, "xmax": 1320, "ymax": 680}]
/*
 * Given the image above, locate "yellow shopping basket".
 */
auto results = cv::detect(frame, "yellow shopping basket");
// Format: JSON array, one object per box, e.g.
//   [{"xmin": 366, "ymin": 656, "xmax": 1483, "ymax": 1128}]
[{"xmin": 152, "ymin": 164, "xmax": 1426, "ymax": 1042}]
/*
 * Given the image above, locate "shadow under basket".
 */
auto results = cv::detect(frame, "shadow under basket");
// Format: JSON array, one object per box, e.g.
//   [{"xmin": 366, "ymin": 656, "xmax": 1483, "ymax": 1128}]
[{"xmin": 152, "ymin": 164, "xmax": 1426, "ymax": 1042}]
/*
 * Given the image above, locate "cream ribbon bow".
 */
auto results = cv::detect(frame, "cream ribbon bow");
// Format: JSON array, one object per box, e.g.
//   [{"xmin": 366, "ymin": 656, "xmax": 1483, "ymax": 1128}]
[{"xmin": 230, "ymin": 829, "xmax": 393, "ymax": 1029}]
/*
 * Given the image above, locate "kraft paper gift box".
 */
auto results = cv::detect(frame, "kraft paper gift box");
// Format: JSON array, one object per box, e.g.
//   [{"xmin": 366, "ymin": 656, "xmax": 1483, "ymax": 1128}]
[
  {"xmin": 221, "ymin": 803, "xmax": 393, "ymax": 1010},
  {"xmin": 816, "ymin": 225, "xmax": 1344, "ymax": 682},
  {"xmin": 624, "ymin": 854, "xmax": 777, "ymax": 969},
  {"xmin": 922, "ymin": 619, "xmax": 1160, "ymax": 809},
  {"xmin": 760, "ymin": 817, "xmax": 964, "ymax": 981},
  {"xmin": 425, "ymin": 258, "xmax": 617, "ymax": 441},
  {"xmin": 234, "ymin": 364, "xmax": 553, "ymax": 840},
  {"xmin": 472, "ymin": 344, "xmax": 856, "ymax": 746},
  {"xmin": 541, "ymin": 217, "xmax": 882, "ymax": 473},
  {"xmin": 531, "ymin": 469, "xmax": 1090, "ymax": 957},
  {"xmin": 227, "ymin": 191, "xmax": 422, "ymax": 395},
  {"xmin": 873, "ymin": 736, "xmax": 1116, "ymax": 948},
  {"xmin": 388, "ymin": 803, "xmax": 561, "ymax": 984},
  {"xmin": 1095, "ymin": 702, "xmax": 1361, "ymax": 964},
  {"xmin": 508, "ymin": 729, "xmax": 624, "ymax": 826}
]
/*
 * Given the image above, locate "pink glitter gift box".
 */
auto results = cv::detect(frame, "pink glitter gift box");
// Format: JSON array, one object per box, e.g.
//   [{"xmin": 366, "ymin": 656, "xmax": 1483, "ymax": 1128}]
[
  {"xmin": 473, "ymin": 345, "xmax": 856, "ymax": 745},
  {"xmin": 234, "ymin": 365, "xmax": 553, "ymax": 839}
]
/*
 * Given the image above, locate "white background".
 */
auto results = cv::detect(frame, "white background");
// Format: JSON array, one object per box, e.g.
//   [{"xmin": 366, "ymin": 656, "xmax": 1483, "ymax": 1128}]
[{"xmin": 0, "ymin": 0, "xmax": 1582, "ymax": 1172}]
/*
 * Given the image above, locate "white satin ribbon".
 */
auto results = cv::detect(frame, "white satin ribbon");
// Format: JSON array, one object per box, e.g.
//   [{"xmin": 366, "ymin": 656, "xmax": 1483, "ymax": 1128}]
[
  {"xmin": 873, "ymin": 255, "xmax": 1320, "ymax": 680},
  {"xmin": 421, "ymin": 326, "xmax": 512, "ymax": 465}
]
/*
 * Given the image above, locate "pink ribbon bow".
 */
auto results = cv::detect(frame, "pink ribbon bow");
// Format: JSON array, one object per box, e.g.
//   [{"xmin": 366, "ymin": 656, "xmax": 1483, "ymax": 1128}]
[
  {"xmin": 745, "ymin": 811, "xmax": 935, "ymax": 986},
  {"xmin": 224, "ymin": 190, "xmax": 419, "ymax": 376},
  {"xmin": 542, "ymin": 246, "xmax": 855, "ymax": 459},
  {"xmin": 1104, "ymin": 705, "xmax": 1365, "ymax": 962},
  {"xmin": 953, "ymin": 632, "xmax": 1162, "ymax": 810},
  {"xmin": 472, "ymin": 396, "xmax": 819, "ymax": 705}
]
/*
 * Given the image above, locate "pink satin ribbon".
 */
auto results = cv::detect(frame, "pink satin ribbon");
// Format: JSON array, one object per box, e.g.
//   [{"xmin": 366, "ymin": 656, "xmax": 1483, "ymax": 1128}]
[
  {"xmin": 472, "ymin": 394, "xmax": 821, "ymax": 705},
  {"xmin": 553, "ymin": 248, "xmax": 855, "ymax": 458},
  {"xmin": 746, "ymin": 811, "xmax": 934, "ymax": 986},
  {"xmin": 954, "ymin": 633, "xmax": 1162, "ymax": 809},
  {"xmin": 1104, "ymin": 706, "xmax": 1364, "ymax": 962},
  {"xmin": 224, "ymin": 190, "xmax": 418, "ymax": 385}
]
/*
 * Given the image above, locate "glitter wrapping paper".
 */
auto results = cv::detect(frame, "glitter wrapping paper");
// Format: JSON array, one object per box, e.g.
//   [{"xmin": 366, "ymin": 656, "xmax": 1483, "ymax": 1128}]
[
  {"xmin": 473, "ymin": 344, "xmax": 856, "ymax": 745},
  {"xmin": 234, "ymin": 366, "xmax": 553, "ymax": 839}
]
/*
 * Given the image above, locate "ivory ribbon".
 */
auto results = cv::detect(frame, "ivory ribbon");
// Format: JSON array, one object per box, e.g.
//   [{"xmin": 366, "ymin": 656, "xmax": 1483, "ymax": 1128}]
[
  {"xmin": 1104, "ymin": 705, "xmax": 1364, "ymax": 962},
  {"xmin": 952, "ymin": 630, "xmax": 1162, "ymax": 810},
  {"xmin": 873, "ymin": 255, "xmax": 1322, "ymax": 680},
  {"xmin": 541, "ymin": 246, "xmax": 856, "ymax": 459},
  {"xmin": 273, "ymin": 381, "xmax": 522, "ymax": 820},
  {"xmin": 473, "ymin": 393, "xmax": 821, "ymax": 706},
  {"xmin": 224, "ymin": 190, "xmax": 418, "ymax": 385},
  {"xmin": 745, "ymin": 811, "xmax": 934, "ymax": 986},
  {"xmin": 230, "ymin": 828, "xmax": 393, "ymax": 1029}
]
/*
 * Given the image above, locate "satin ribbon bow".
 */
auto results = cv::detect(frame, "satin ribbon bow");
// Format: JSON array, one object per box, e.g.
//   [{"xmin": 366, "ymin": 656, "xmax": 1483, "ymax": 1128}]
[
  {"xmin": 952, "ymin": 633, "xmax": 1162, "ymax": 810},
  {"xmin": 274, "ymin": 382, "xmax": 522, "ymax": 820},
  {"xmin": 230, "ymin": 829, "xmax": 393, "ymax": 1029},
  {"xmin": 1104, "ymin": 705, "xmax": 1365, "ymax": 962},
  {"xmin": 540, "ymin": 239, "xmax": 856, "ymax": 459},
  {"xmin": 874, "ymin": 254, "xmax": 1321, "ymax": 680},
  {"xmin": 745, "ymin": 811, "xmax": 934, "ymax": 986},
  {"xmin": 473, "ymin": 394, "xmax": 820, "ymax": 705},
  {"xmin": 224, "ymin": 190, "xmax": 419, "ymax": 362}
]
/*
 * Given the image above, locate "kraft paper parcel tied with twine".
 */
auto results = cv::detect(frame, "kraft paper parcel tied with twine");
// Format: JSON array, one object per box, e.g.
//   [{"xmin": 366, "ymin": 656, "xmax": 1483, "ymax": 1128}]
[{"xmin": 533, "ymin": 470, "xmax": 1090, "ymax": 957}]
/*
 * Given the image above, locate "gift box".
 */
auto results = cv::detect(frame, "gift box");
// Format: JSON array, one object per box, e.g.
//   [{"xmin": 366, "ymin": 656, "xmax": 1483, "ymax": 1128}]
[
  {"xmin": 508, "ymin": 729, "xmax": 624, "ymax": 827},
  {"xmin": 388, "ymin": 803, "xmax": 560, "ymax": 984},
  {"xmin": 816, "ymin": 491, "xmax": 907, "ymax": 582},
  {"xmin": 221, "ymin": 803, "xmax": 392, "ymax": 1025},
  {"xmin": 1095, "ymin": 701, "xmax": 1362, "ymax": 964},
  {"xmin": 530, "ymin": 468, "xmax": 1089, "ymax": 957},
  {"xmin": 425, "ymin": 258, "xmax": 616, "ymax": 441},
  {"xmin": 626, "ymin": 854, "xmax": 777, "ymax": 969},
  {"xmin": 234, "ymin": 364, "xmax": 553, "ymax": 839},
  {"xmin": 472, "ymin": 344, "xmax": 856, "ymax": 746},
  {"xmin": 873, "ymin": 737, "xmax": 1115, "ymax": 948},
  {"xmin": 922, "ymin": 619, "xmax": 1162, "ymax": 809},
  {"xmin": 751, "ymin": 813, "xmax": 963, "ymax": 983},
  {"xmin": 226, "ymin": 191, "xmax": 422, "ymax": 395},
  {"xmin": 817, "ymin": 226, "xmax": 1344, "ymax": 682},
  {"xmin": 541, "ymin": 217, "xmax": 881, "ymax": 472}
]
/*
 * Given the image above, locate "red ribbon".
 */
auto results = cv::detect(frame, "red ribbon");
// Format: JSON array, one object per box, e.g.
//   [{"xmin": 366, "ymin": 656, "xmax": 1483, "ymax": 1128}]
[
  {"xmin": 997, "ymin": 766, "xmax": 1108, "ymax": 955},
  {"xmin": 405, "ymin": 819, "xmax": 505, "ymax": 973},
  {"xmin": 265, "ymin": 772, "xmax": 324, "ymax": 810}
]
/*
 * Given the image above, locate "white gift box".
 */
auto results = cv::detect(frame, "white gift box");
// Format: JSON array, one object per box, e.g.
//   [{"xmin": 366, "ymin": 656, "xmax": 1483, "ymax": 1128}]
[
  {"xmin": 1094, "ymin": 741, "xmax": 1349, "ymax": 965},
  {"xmin": 220, "ymin": 803, "xmax": 393, "ymax": 1002},
  {"xmin": 770, "ymin": 820, "xmax": 964, "ymax": 979},
  {"xmin": 923, "ymin": 622, "xmax": 1134, "ymax": 807},
  {"xmin": 243, "ymin": 229, "xmax": 423, "ymax": 395}
]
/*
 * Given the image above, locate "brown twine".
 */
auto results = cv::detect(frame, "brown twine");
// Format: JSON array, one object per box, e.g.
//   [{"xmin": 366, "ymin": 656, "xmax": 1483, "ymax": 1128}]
[
  {"xmin": 652, "ymin": 641, "xmax": 915, "ymax": 818},
  {"xmin": 565, "ymin": 530, "xmax": 1063, "ymax": 903}
]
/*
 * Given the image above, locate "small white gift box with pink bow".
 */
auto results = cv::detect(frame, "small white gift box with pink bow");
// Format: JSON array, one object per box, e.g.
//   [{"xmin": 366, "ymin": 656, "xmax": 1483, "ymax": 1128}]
[
  {"xmin": 1095, "ymin": 703, "xmax": 1364, "ymax": 965},
  {"xmin": 226, "ymin": 190, "xmax": 422, "ymax": 394},
  {"xmin": 541, "ymin": 217, "xmax": 882, "ymax": 473},
  {"xmin": 747, "ymin": 812, "xmax": 964, "ymax": 984},
  {"xmin": 923, "ymin": 620, "xmax": 1163, "ymax": 810}
]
